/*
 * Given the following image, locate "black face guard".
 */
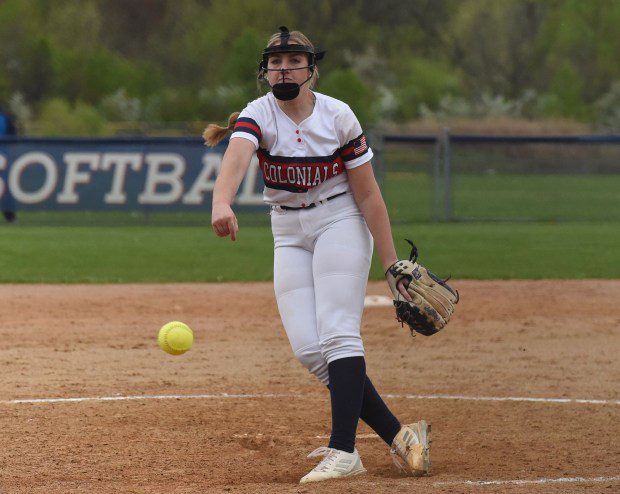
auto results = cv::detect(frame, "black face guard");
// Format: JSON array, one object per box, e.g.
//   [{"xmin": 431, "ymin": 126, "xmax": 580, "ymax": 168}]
[{"xmin": 259, "ymin": 26, "xmax": 325, "ymax": 101}]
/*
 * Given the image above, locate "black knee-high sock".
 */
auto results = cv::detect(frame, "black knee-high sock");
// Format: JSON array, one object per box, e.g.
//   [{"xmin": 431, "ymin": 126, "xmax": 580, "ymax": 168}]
[
  {"xmin": 327, "ymin": 356, "xmax": 366, "ymax": 453},
  {"xmin": 359, "ymin": 376, "xmax": 401, "ymax": 446}
]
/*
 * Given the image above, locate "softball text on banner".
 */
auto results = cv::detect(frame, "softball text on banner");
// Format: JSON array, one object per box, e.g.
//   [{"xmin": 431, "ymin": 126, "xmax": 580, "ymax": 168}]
[{"xmin": 0, "ymin": 138, "xmax": 263, "ymax": 211}]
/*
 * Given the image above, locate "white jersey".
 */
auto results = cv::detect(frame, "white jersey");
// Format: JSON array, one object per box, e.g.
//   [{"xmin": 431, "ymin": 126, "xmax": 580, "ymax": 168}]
[{"xmin": 230, "ymin": 91, "xmax": 373, "ymax": 208}]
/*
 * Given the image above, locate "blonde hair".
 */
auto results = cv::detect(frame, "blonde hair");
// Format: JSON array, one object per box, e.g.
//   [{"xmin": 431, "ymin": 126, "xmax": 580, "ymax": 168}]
[
  {"xmin": 203, "ymin": 112, "xmax": 240, "ymax": 147},
  {"xmin": 202, "ymin": 29, "xmax": 318, "ymax": 147}
]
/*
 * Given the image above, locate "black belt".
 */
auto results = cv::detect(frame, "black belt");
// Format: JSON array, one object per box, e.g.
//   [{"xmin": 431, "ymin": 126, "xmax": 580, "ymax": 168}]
[{"xmin": 279, "ymin": 191, "xmax": 347, "ymax": 210}]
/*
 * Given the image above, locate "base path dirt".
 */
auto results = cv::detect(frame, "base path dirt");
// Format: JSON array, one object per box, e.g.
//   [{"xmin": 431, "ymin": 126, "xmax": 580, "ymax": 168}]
[{"xmin": 0, "ymin": 281, "xmax": 618, "ymax": 493}]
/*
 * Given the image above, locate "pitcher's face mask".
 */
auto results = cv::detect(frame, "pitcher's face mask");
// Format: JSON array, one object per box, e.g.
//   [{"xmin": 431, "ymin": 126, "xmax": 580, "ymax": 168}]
[{"xmin": 259, "ymin": 26, "xmax": 325, "ymax": 101}]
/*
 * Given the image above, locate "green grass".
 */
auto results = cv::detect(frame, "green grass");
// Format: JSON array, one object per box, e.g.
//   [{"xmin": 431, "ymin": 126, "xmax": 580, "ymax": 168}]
[
  {"xmin": 384, "ymin": 173, "xmax": 620, "ymax": 222},
  {"xmin": 1, "ymin": 221, "xmax": 618, "ymax": 282},
  {"xmin": 452, "ymin": 174, "xmax": 620, "ymax": 221},
  {"xmin": 385, "ymin": 222, "xmax": 620, "ymax": 279},
  {"xmin": 2, "ymin": 171, "xmax": 618, "ymax": 282},
  {"xmin": 0, "ymin": 226, "xmax": 273, "ymax": 283}
]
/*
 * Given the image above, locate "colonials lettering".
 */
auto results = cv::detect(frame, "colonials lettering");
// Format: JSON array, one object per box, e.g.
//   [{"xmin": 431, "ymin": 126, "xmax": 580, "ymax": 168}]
[{"xmin": 261, "ymin": 161, "xmax": 342, "ymax": 188}]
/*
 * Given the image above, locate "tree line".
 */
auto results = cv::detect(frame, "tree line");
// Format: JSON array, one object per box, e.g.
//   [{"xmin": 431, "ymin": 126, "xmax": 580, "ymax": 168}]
[{"xmin": 1, "ymin": 0, "xmax": 619, "ymax": 135}]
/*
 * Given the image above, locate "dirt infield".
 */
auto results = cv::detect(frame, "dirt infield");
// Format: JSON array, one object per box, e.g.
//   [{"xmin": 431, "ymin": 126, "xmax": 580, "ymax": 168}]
[{"xmin": 0, "ymin": 281, "xmax": 618, "ymax": 493}]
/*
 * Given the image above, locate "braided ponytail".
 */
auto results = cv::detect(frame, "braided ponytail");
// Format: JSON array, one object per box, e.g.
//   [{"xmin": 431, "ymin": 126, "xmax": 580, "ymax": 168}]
[{"xmin": 202, "ymin": 112, "xmax": 240, "ymax": 147}]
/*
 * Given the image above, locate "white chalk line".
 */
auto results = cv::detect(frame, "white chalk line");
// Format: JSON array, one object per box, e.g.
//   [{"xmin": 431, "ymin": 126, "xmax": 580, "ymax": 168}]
[
  {"xmin": 4, "ymin": 389, "xmax": 617, "ymax": 490},
  {"xmin": 2, "ymin": 392, "xmax": 618, "ymax": 406},
  {"xmin": 233, "ymin": 433, "xmax": 379, "ymax": 440},
  {"xmin": 228, "ymin": 435, "xmax": 620, "ymax": 487},
  {"xmin": 433, "ymin": 475, "xmax": 620, "ymax": 487},
  {"xmin": 386, "ymin": 393, "xmax": 620, "ymax": 405},
  {"xmin": 1, "ymin": 393, "xmax": 290, "ymax": 405}
]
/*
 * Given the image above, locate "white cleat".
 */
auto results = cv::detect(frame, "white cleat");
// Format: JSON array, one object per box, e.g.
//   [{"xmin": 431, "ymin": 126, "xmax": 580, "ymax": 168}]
[
  {"xmin": 390, "ymin": 420, "xmax": 431, "ymax": 476},
  {"xmin": 300, "ymin": 447, "xmax": 367, "ymax": 483}
]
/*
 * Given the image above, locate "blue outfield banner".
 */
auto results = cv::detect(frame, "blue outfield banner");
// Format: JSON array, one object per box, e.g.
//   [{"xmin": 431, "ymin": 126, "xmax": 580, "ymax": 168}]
[{"xmin": 0, "ymin": 137, "xmax": 265, "ymax": 211}]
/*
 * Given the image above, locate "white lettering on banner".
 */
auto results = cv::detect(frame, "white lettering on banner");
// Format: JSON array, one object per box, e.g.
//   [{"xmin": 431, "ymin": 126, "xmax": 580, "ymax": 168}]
[
  {"xmin": 57, "ymin": 153, "xmax": 101, "ymax": 204},
  {"xmin": 100, "ymin": 153, "xmax": 143, "ymax": 204},
  {"xmin": 0, "ymin": 150, "xmax": 264, "ymax": 206},
  {"xmin": 138, "ymin": 153, "xmax": 185, "ymax": 204},
  {"xmin": 182, "ymin": 153, "xmax": 221, "ymax": 204},
  {"xmin": 0, "ymin": 154, "xmax": 6, "ymax": 197},
  {"xmin": 9, "ymin": 152, "xmax": 58, "ymax": 204},
  {"xmin": 236, "ymin": 155, "xmax": 262, "ymax": 206}
]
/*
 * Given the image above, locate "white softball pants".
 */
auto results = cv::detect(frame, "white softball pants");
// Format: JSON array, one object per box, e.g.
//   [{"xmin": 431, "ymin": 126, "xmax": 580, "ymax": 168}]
[{"xmin": 271, "ymin": 193, "xmax": 373, "ymax": 385}]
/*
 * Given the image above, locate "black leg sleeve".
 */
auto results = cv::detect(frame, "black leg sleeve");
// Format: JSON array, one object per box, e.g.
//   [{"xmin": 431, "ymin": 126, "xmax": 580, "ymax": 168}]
[
  {"xmin": 327, "ymin": 356, "xmax": 366, "ymax": 453},
  {"xmin": 359, "ymin": 375, "xmax": 401, "ymax": 446}
]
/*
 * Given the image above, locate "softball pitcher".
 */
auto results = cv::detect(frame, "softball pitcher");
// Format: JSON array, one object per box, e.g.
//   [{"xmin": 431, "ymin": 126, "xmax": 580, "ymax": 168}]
[{"xmin": 206, "ymin": 26, "xmax": 430, "ymax": 484}]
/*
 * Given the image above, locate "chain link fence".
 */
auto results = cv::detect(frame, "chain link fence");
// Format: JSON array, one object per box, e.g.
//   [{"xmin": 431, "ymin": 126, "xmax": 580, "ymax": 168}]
[{"xmin": 380, "ymin": 133, "xmax": 620, "ymax": 223}]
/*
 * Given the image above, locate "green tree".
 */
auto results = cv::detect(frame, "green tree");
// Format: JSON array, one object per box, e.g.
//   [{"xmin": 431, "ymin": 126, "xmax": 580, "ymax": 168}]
[
  {"xmin": 54, "ymin": 47, "xmax": 158, "ymax": 104},
  {"xmin": 319, "ymin": 68, "xmax": 373, "ymax": 123},
  {"xmin": 1, "ymin": 0, "xmax": 619, "ymax": 131},
  {"xmin": 38, "ymin": 98, "xmax": 106, "ymax": 136},
  {"xmin": 538, "ymin": 0, "xmax": 620, "ymax": 106},
  {"xmin": 0, "ymin": 0, "xmax": 52, "ymax": 104},
  {"xmin": 450, "ymin": 0, "xmax": 547, "ymax": 99},
  {"xmin": 393, "ymin": 58, "xmax": 462, "ymax": 120}
]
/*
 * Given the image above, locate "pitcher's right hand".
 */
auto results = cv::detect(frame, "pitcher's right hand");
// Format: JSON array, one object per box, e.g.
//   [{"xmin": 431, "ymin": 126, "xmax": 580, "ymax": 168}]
[{"xmin": 211, "ymin": 203, "xmax": 239, "ymax": 241}]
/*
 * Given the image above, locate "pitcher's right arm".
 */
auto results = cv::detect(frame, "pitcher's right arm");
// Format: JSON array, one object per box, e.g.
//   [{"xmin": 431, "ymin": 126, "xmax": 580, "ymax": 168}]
[{"xmin": 211, "ymin": 138, "xmax": 256, "ymax": 241}]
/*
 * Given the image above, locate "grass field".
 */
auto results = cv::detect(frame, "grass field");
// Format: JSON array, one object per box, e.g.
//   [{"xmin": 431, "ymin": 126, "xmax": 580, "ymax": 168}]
[
  {"xmin": 2, "ymin": 169, "xmax": 618, "ymax": 282},
  {"xmin": 1, "ymin": 221, "xmax": 618, "ymax": 282},
  {"xmin": 385, "ymin": 173, "xmax": 620, "ymax": 222}
]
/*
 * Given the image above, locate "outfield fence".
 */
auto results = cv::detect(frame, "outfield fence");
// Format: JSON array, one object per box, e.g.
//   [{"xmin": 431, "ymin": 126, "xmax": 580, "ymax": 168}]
[
  {"xmin": 1, "ymin": 133, "xmax": 619, "ymax": 225},
  {"xmin": 381, "ymin": 132, "xmax": 620, "ymax": 223}
]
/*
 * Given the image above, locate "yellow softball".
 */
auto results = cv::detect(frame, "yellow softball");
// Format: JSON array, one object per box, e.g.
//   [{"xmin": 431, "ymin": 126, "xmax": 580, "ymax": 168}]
[{"xmin": 158, "ymin": 321, "xmax": 193, "ymax": 355}]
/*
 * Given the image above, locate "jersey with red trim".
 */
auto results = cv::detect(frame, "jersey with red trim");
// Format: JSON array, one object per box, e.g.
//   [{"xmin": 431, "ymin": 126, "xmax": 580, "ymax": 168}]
[{"xmin": 229, "ymin": 91, "xmax": 373, "ymax": 207}]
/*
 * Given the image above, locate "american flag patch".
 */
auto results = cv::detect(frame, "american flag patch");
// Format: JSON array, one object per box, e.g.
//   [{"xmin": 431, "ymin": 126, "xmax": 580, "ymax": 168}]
[{"xmin": 353, "ymin": 135, "xmax": 368, "ymax": 156}]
